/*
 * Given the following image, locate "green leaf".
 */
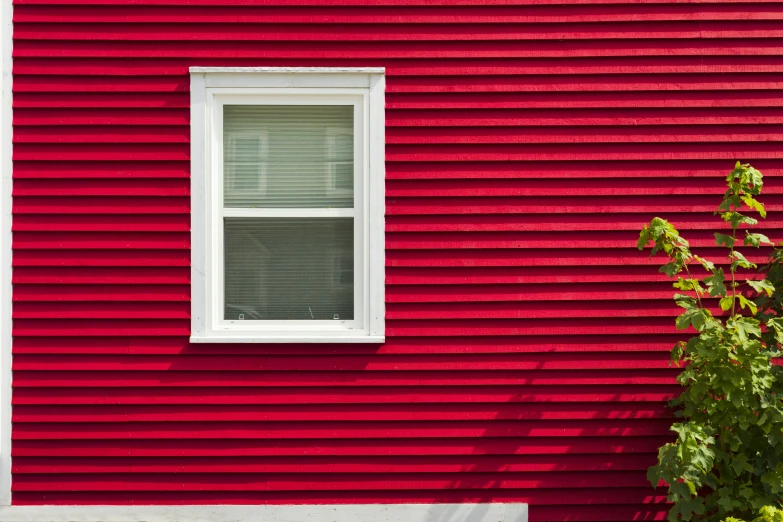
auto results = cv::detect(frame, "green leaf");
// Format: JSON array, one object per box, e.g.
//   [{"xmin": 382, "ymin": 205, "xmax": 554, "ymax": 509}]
[
  {"xmin": 723, "ymin": 212, "xmax": 759, "ymax": 229},
  {"xmin": 720, "ymin": 295, "xmax": 734, "ymax": 311},
  {"xmin": 637, "ymin": 227, "xmax": 650, "ymax": 250},
  {"xmin": 748, "ymin": 279, "xmax": 775, "ymax": 297},
  {"xmin": 715, "ymin": 233, "xmax": 736, "ymax": 248},
  {"xmin": 650, "ymin": 217, "xmax": 668, "ymax": 232},
  {"xmin": 693, "ymin": 256, "xmax": 716, "ymax": 272},
  {"xmin": 745, "ymin": 231, "xmax": 773, "ymax": 248},
  {"xmin": 738, "ymin": 294, "xmax": 759, "ymax": 314},
  {"xmin": 730, "ymin": 454, "xmax": 754, "ymax": 475},
  {"xmin": 743, "ymin": 195, "xmax": 767, "ymax": 218},
  {"xmin": 674, "ymin": 496, "xmax": 706, "ymax": 521},
  {"xmin": 674, "ymin": 294, "xmax": 698, "ymax": 310},
  {"xmin": 671, "ymin": 341, "xmax": 685, "ymax": 366},
  {"xmin": 718, "ymin": 195, "xmax": 735, "ymax": 212},
  {"xmin": 753, "ymin": 505, "xmax": 783, "ymax": 521},
  {"xmin": 674, "ymin": 278, "xmax": 704, "ymax": 294},
  {"xmin": 766, "ymin": 318, "xmax": 783, "ymax": 344},
  {"xmin": 676, "ymin": 308, "xmax": 711, "ymax": 331},
  {"xmin": 732, "ymin": 316, "xmax": 762, "ymax": 342},
  {"xmin": 704, "ymin": 268, "xmax": 727, "ymax": 297},
  {"xmin": 760, "ymin": 465, "xmax": 783, "ymax": 495},
  {"xmin": 691, "ymin": 310, "xmax": 709, "ymax": 330},
  {"xmin": 731, "ymin": 250, "xmax": 757, "ymax": 269},
  {"xmin": 659, "ymin": 262, "xmax": 680, "ymax": 278},
  {"xmin": 676, "ymin": 312, "xmax": 693, "ymax": 330}
]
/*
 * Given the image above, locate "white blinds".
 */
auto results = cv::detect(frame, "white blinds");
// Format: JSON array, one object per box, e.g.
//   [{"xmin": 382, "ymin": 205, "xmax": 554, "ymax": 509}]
[
  {"xmin": 223, "ymin": 105, "xmax": 354, "ymax": 208},
  {"xmin": 224, "ymin": 218, "xmax": 354, "ymax": 321},
  {"xmin": 222, "ymin": 105, "xmax": 356, "ymax": 322}
]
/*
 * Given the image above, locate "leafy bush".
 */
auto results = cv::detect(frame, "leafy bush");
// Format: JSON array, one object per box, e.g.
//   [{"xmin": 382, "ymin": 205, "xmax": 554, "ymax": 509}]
[
  {"xmin": 637, "ymin": 162, "xmax": 783, "ymax": 522},
  {"xmin": 725, "ymin": 505, "xmax": 783, "ymax": 522}
]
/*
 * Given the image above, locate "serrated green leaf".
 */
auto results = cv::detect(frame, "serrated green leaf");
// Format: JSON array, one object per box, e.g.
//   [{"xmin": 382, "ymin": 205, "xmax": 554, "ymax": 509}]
[
  {"xmin": 676, "ymin": 312, "xmax": 693, "ymax": 330},
  {"xmin": 731, "ymin": 454, "xmax": 755, "ymax": 476},
  {"xmin": 659, "ymin": 262, "xmax": 680, "ymax": 278},
  {"xmin": 671, "ymin": 341, "xmax": 685, "ymax": 366},
  {"xmin": 748, "ymin": 279, "xmax": 775, "ymax": 297},
  {"xmin": 704, "ymin": 267, "xmax": 727, "ymax": 297},
  {"xmin": 766, "ymin": 318, "xmax": 783, "ymax": 344},
  {"xmin": 674, "ymin": 294, "xmax": 698, "ymax": 310},
  {"xmin": 674, "ymin": 278, "xmax": 704, "ymax": 294},
  {"xmin": 676, "ymin": 308, "xmax": 711, "ymax": 331},
  {"xmin": 732, "ymin": 316, "xmax": 762, "ymax": 342},
  {"xmin": 731, "ymin": 250, "xmax": 757, "ymax": 269},
  {"xmin": 743, "ymin": 195, "xmax": 767, "ymax": 218},
  {"xmin": 715, "ymin": 233, "xmax": 736, "ymax": 248},
  {"xmin": 724, "ymin": 212, "xmax": 759, "ymax": 229},
  {"xmin": 745, "ymin": 231, "xmax": 773, "ymax": 248},
  {"xmin": 691, "ymin": 310, "xmax": 709, "ymax": 330},
  {"xmin": 693, "ymin": 255, "xmax": 716, "ymax": 272},
  {"xmin": 637, "ymin": 227, "xmax": 650, "ymax": 250},
  {"xmin": 738, "ymin": 294, "xmax": 759, "ymax": 314}
]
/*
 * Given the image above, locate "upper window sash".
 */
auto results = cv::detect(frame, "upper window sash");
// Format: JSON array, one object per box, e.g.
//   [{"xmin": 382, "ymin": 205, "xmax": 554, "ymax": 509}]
[{"xmin": 212, "ymin": 92, "xmax": 366, "ymax": 215}]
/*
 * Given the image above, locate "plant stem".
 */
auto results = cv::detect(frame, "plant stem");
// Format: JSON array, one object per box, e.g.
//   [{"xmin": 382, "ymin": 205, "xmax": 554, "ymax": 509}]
[
  {"xmin": 730, "ymin": 202, "xmax": 738, "ymax": 317},
  {"xmin": 683, "ymin": 263, "xmax": 704, "ymax": 311},
  {"xmin": 730, "ymin": 237, "xmax": 737, "ymax": 317}
]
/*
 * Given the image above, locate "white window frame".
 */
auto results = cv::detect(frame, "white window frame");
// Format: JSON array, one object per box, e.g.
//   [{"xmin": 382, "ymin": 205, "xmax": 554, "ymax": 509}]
[{"xmin": 189, "ymin": 67, "xmax": 385, "ymax": 343}]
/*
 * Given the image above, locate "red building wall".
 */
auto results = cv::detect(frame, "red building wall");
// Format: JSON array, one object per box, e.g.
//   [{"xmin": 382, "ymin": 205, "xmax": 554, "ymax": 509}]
[{"xmin": 9, "ymin": 0, "xmax": 783, "ymax": 520}]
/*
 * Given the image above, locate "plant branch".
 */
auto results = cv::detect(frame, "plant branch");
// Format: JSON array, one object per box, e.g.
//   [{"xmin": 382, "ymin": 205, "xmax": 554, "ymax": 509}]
[
  {"xmin": 683, "ymin": 262, "xmax": 705, "ymax": 311},
  {"xmin": 730, "ymin": 226, "xmax": 737, "ymax": 317}
]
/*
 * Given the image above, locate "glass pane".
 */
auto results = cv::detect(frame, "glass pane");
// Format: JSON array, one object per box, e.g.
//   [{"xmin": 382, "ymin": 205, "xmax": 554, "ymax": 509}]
[
  {"xmin": 223, "ymin": 105, "xmax": 354, "ymax": 208},
  {"xmin": 332, "ymin": 163, "xmax": 354, "ymax": 191},
  {"xmin": 224, "ymin": 218, "xmax": 354, "ymax": 321}
]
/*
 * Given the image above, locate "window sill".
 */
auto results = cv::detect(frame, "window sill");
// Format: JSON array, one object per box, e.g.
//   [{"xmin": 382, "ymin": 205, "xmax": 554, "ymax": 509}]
[{"xmin": 190, "ymin": 335, "xmax": 385, "ymax": 344}]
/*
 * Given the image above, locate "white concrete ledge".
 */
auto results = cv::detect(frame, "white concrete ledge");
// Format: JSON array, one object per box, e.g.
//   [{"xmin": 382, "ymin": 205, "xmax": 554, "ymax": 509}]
[{"xmin": 0, "ymin": 503, "xmax": 528, "ymax": 522}]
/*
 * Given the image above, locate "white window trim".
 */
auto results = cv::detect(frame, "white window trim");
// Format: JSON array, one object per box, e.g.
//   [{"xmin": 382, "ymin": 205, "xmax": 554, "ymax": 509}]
[
  {"xmin": 189, "ymin": 68, "xmax": 386, "ymax": 343},
  {"xmin": 0, "ymin": 0, "xmax": 12, "ymax": 506}
]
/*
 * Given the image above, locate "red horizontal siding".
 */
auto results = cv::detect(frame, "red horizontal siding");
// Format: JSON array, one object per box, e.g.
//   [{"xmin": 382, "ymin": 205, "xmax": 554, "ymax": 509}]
[
  {"xmin": 12, "ymin": 4, "xmax": 783, "ymax": 23},
  {"xmin": 10, "ymin": 454, "xmax": 665, "ymax": 472},
  {"xmin": 12, "ymin": 371, "xmax": 676, "ymax": 386},
  {"xmin": 11, "ymin": 1, "xmax": 783, "ymax": 521}
]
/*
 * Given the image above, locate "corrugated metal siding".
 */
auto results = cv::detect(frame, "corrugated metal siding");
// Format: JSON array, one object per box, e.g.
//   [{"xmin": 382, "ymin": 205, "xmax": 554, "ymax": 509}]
[{"xmin": 9, "ymin": 0, "xmax": 783, "ymax": 519}]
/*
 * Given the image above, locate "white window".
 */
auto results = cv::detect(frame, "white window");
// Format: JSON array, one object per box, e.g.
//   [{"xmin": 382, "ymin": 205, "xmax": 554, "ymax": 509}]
[{"xmin": 190, "ymin": 68, "xmax": 385, "ymax": 343}]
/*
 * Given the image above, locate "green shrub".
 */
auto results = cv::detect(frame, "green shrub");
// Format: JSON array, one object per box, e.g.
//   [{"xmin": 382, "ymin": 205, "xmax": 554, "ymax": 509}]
[{"xmin": 638, "ymin": 162, "xmax": 783, "ymax": 522}]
